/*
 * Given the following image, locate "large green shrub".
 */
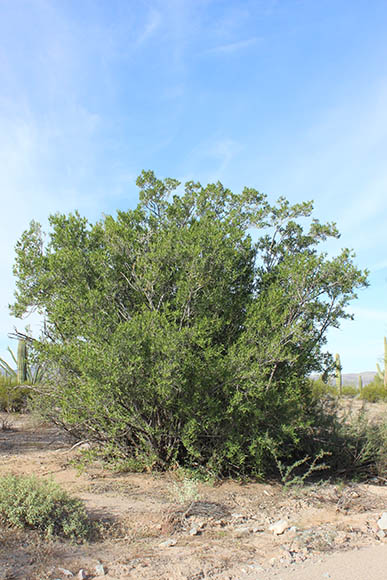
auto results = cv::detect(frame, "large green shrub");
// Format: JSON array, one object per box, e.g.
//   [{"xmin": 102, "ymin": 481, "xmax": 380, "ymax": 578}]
[
  {"xmin": 0, "ymin": 474, "xmax": 91, "ymax": 540},
  {"xmin": 10, "ymin": 171, "xmax": 367, "ymax": 476}
]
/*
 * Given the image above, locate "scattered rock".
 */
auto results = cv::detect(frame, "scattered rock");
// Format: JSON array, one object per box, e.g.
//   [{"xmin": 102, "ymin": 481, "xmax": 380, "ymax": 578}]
[
  {"xmin": 252, "ymin": 525, "xmax": 265, "ymax": 533},
  {"xmin": 287, "ymin": 525, "xmax": 297, "ymax": 536},
  {"xmin": 159, "ymin": 538, "xmax": 177, "ymax": 547},
  {"xmin": 269, "ymin": 557, "xmax": 277, "ymax": 566},
  {"xmin": 377, "ymin": 512, "xmax": 387, "ymax": 531},
  {"xmin": 234, "ymin": 526, "xmax": 251, "ymax": 537},
  {"xmin": 77, "ymin": 571, "xmax": 87, "ymax": 580},
  {"xmin": 247, "ymin": 563, "xmax": 265, "ymax": 572},
  {"xmin": 95, "ymin": 562, "xmax": 106, "ymax": 576},
  {"xmin": 58, "ymin": 569, "xmax": 74, "ymax": 577},
  {"xmin": 189, "ymin": 526, "xmax": 199, "ymax": 536},
  {"xmin": 269, "ymin": 519, "xmax": 289, "ymax": 535},
  {"xmin": 376, "ymin": 529, "xmax": 386, "ymax": 540},
  {"xmin": 231, "ymin": 513, "xmax": 244, "ymax": 519}
]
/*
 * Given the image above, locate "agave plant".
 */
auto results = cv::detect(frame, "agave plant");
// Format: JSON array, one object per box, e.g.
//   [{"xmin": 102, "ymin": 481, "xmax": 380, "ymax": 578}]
[{"xmin": 0, "ymin": 340, "xmax": 45, "ymax": 385}]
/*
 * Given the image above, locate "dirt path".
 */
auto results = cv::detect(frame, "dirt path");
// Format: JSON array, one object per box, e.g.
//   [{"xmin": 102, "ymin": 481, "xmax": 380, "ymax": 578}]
[
  {"xmin": 0, "ymin": 412, "xmax": 386, "ymax": 580},
  {"xmin": 262, "ymin": 544, "xmax": 387, "ymax": 580}
]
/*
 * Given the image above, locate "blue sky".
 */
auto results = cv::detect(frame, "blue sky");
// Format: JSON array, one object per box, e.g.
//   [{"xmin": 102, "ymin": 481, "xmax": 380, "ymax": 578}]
[{"xmin": 1, "ymin": 0, "xmax": 386, "ymax": 373}]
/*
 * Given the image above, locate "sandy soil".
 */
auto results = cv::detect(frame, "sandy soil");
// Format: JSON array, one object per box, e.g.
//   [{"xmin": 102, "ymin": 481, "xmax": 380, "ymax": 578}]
[{"xmin": 0, "ymin": 410, "xmax": 386, "ymax": 580}]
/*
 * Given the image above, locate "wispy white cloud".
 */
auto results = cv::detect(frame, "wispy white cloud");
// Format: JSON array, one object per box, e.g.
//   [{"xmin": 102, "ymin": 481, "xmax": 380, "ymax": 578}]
[
  {"xmin": 371, "ymin": 259, "xmax": 387, "ymax": 272},
  {"xmin": 350, "ymin": 307, "xmax": 387, "ymax": 323},
  {"xmin": 208, "ymin": 138, "xmax": 242, "ymax": 175},
  {"xmin": 186, "ymin": 136, "xmax": 242, "ymax": 183},
  {"xmin": 136, "ymin": 8, "xmax": 162, "ymax": 46},
  {"xmin": 204, "ymin": 36, "xmax": 260, "ymax": 55}
]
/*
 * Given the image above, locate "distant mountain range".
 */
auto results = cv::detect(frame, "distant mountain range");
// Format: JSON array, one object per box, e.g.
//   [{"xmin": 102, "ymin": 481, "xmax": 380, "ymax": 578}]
[{"xmin": 311, "ymin": 372, "xmax": 377, "ymax": 386}]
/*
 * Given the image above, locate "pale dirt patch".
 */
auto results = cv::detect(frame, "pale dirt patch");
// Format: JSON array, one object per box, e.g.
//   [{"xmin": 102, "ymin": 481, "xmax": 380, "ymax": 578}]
[{"xmin": 0, "ymin": 411, "xmax": 386, "ymax": 580}]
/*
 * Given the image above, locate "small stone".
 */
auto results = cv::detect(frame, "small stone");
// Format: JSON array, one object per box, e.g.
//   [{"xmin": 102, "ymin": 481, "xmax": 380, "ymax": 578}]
[
  {"xmin": 234, "ymin": 526, "xmax": 250, "ymax": 537},
  {"xmin": 377, "ymin": 512, "xmax": 387, "ymax": 531},
  {"xmin": 252, "ymin": 526, "xmax": 265, "ymax": 533},
  {"xmin": 376, "ymin": 529, "xmax": 386, "ymax": 540},
  {"xmin": 247, "ymin": 564, "xmax": 264, "ymax": 572},
  {"xmin": 159, "ymin": 538, "xmax": 177, "ymax": 547},
  {"xmin": 288, "ymin": 526, "xmax": 297, "ymax": 535},
  {"xmin": 95, "ymin": 563, "xmax": 106, "ymax": 576},
  {"xmin": 189, "ymin": 527, "xmax": 199, "ymax": 536},
  {"xmin": 58, "ymin": 569, "xmax": 74, "ymax": 577},
  {"xmin": 322, "ymin": 573, "xmax": 331, "ymax": 579},
  {"xmin": 231, "ymin": 513, "xmax": 244, "ymax": 519},
  {"xmin": 269, "ymin": 519, "xmax": 289, "ymax": 535},
  {"xmin": 77, "ymin": 571, "xmax": 87, "ymax": 580}
]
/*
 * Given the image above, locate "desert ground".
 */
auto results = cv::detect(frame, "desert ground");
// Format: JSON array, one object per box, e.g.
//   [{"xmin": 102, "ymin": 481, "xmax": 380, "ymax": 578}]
[{"xmin": 0, "ymin": 407, "xmax": 386, "ymax": 580}]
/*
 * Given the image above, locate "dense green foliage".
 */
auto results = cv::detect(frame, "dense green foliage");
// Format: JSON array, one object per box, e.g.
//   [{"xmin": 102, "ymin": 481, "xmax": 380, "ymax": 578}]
[
  {"xmin": 0, "ymin": 474, "xmax": 91, "ymax": 540},
  {"xmin": 11, "ymin": 171, "xmax": 368, "ymax": 476}
]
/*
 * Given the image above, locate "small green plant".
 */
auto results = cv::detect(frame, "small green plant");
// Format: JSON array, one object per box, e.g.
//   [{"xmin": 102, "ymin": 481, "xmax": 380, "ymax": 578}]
[
  {"xmin": 0, "ymin": 474, "xmax": 92, "ymax": 541},
  {"xmin": 171, "ymin": 477, "xmax": 200, "ymax": 504},
  {"xmin": 270, "ymin": 448, "xmax": 330, "ymax": 488}
]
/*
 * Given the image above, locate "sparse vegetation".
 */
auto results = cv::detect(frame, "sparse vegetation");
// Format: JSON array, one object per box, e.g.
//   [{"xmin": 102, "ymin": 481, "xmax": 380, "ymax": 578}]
[
  {"xmin": 303, "ymin": 400, "xmax": 387, "ymax": 480},
  {"xmin": 0, "ymin": 339, "xmax": 46, "ymax": 411},
  {"xmin": 0, "ymin": 374, "xmax": 29, "ymax": 411},
  {"xmin": 171, "ymin": 477, "xmax": 201, "ymax": 504},
  {"xmin": 0, "ymin": 339, "xmax": 46, "ymax": 385},
  {"xmin": 360, "ymin": 375, "xmax": 387, "ymax": 402}
]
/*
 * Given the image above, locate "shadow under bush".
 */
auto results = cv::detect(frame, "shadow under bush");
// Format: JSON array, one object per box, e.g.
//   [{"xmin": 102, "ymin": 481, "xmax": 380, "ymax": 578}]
[{"xmin": 293, "ymin": 397, "xmax": 387, "ymax": 482}]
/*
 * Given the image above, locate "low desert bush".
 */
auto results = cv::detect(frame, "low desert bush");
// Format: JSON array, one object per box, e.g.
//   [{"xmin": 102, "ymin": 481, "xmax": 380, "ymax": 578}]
[
  {"xmin": 0, "ymin": 375, "xmax": 29, "ymax": 411},
  {"xmin": 171, "ymin": 477, "xmax": 200, "ymax": 504},
  {"xmin": 0, "ymin": 474, "xmax": 92, "ymax": 541},
  {"xmin": 310, "ymin": 379, "xmax": 360, "ymax": 399},
  {"xmin": 359, "ymin": 376, "xmax": 387, "ymax": 402},
  {"xmin": 341, "ymin": 385, "xmax": 359, "ymax": 397},
  {"xmin": 310, "ymin": 378, "xmax": 337, "ymax": 399}
]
